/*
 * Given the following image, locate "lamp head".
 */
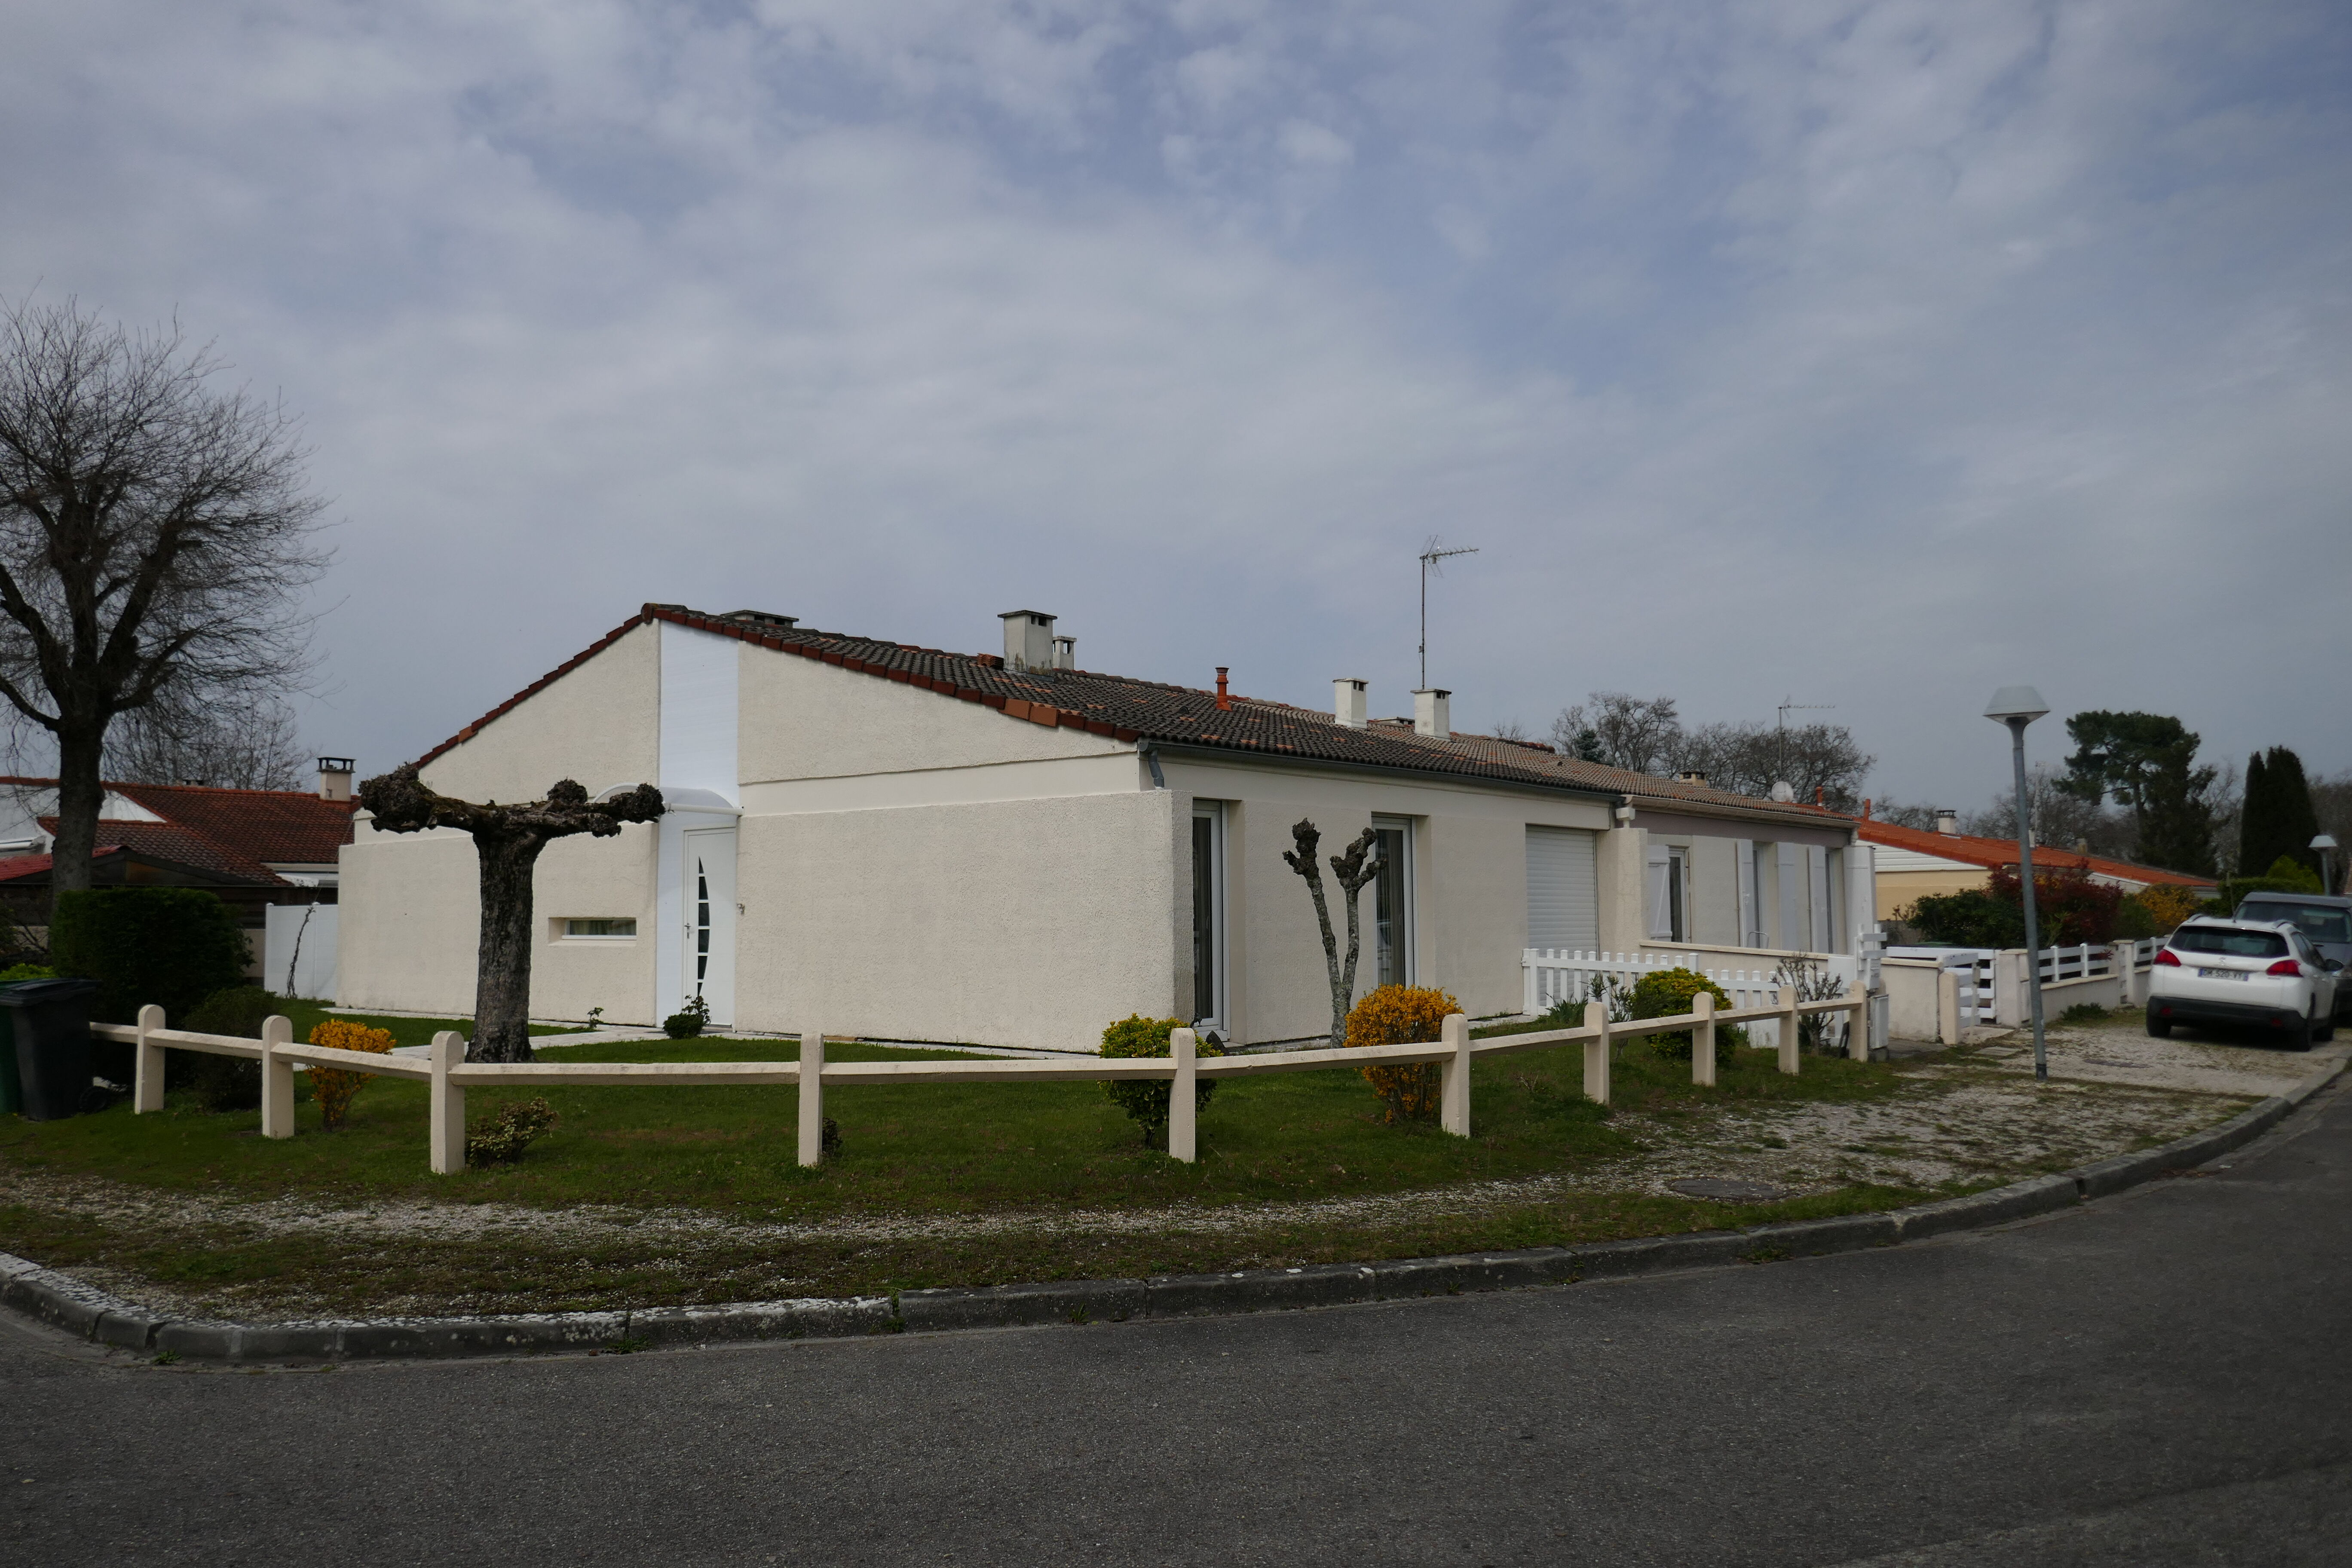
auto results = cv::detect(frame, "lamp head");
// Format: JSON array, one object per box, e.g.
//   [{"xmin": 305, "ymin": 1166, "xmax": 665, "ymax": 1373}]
[
  {"xmin": 2314, "ymin": 833, "xmax": 2340, "ymax": 852},
  {"xmin": 1984, "ymin": 685, "xmax": 2050, "ymax": 726}
]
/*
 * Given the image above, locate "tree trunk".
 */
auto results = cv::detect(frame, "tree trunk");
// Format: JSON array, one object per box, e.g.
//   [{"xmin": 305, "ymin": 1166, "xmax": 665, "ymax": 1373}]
[
  {"xmin": 472, "ymin": 828, "xmax": 548, "ymax": 1063},
  {"xmin": 1338, "ymin": 876, "xmax": 1365, "ymax": 1025},
  {"xmin": 48, "ymin": 718, "xmax": 106, "ymax": 917},
  {"xmin": 1302, "ymin": 870, "xmax": 1345, "ymax": 1047}
]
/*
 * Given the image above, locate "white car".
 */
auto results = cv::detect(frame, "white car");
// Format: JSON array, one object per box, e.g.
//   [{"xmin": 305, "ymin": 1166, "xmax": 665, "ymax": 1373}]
[{"xmin": 2149, "ymin": 916, "xmax": 2340, "ymax": 1047}]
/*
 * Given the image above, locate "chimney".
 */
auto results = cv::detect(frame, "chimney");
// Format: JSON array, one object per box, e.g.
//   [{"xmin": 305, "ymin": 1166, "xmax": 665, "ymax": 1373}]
[
  {"xmin": 1936, "ymin": 809, "xmax": 1959, "ymax": 836},
  {"xmin": 1333, "ymin": 678, "xmax": 1368, "ymax": 728},
  {"xmin": 999, "ymin": 610, "xmax": 1055, "ymax": 671},
  {"xmin": 1215, "ymin": 668, "xmax": 1231, "ymax": 711},
  {"xmin": 1412, "ymin": 688, "xmax": 1450, "ymax": 738},
  {"xmin": 1862, "ymin": 798, "xmax": 1872, "ymax": 821},
  {"xmin": 318, "ymin": 757, "xmax": 355, "ymax": 802},
  {"xmin": 1675, "ymin": 771, "xmax": 1708, "ymax": 786},
  {"xmin": 1052, "ymin": 635, "xmax": 1076, "ymax": 671}
]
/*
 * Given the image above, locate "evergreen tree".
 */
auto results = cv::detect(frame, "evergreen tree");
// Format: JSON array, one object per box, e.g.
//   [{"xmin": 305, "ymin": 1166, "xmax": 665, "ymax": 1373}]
[
  {"xmin": 2241, "ymin": 746, "xmax": 2320, "ymax": 877},
  {"xmin": 2057, "ymin": 711, "xmax": 2217, "ymax": 876}
]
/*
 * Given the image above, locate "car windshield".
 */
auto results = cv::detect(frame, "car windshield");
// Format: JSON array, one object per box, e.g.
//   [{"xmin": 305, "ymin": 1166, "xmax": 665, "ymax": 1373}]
[
  {"xmin": 2170, "ymin": 927, "xmax": 2288, "ymax": 959},
  {"xmin": 2237, "ymin": 903, "xmax": 2352, "ymax": 943}
]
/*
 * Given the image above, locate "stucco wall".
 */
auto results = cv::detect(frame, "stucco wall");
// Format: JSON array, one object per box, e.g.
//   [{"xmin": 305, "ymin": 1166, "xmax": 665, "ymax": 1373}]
[
  {"xmin": 1877, "ymin": 867, "xmax": 1984, "ymax": 919},
  {"xmin": 423, "ymin": 620, "xmax": 662, "ymax": 803},
  {"xmin": 338, "ymin": 821, "xmax": 659, "ymax": 1023},
  {"xmin": 738, "ymin": 643, "xmax": 1122, "ymax": 783},
  {"xmin": 732, "ymin": 789, "xmax": 1182, "ymax": 1052},
  {"xmin": 1164, "ymin": 755, "xmax": 1613, "ymax": 1043}
]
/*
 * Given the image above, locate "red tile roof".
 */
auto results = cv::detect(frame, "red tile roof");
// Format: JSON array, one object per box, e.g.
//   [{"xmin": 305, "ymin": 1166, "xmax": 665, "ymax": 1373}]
[
  {"xmin": 0, "ymin": 776, "xmax": 356, "ymax": 885},
  {"xmin": 1850, "ymin": 816, "xmax": 2215, "ymax": 890},
  {"xmin": 414, "ymin": 605, "xmax": 1840, "ymax": 826}
]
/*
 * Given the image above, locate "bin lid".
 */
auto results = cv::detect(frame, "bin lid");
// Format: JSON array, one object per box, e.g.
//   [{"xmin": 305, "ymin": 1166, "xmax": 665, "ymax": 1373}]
[{"xmin": 0, "ymin": 977, "xmax": 102, "ymax": 1005}]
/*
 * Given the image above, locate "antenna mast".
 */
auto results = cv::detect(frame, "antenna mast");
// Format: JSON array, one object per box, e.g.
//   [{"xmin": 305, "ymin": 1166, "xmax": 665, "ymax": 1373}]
[
  {"xmin": 1418, "ymin": 537, "xmax": 1479, "ymax": 691},
  {"xmin": 1775, "ymin": 695, "xmax": 1835, "ymax": 787}
]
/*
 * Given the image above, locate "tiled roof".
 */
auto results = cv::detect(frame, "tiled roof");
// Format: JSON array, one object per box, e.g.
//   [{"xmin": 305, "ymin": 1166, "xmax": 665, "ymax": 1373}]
[
  {"xmin": 0, "ymin": 775, "xmax": 357, "ymax": 885},
  {"xmin": 0, "ymin": 853, "xmax": 50, "ymax": 882},
  {"xmin": 416, "ymin": 604, "xmax": 1840, "ymax": 825},
  {"xmin": 1851, "ymin": 817, "xmax": 2215, "ymax": 889}
]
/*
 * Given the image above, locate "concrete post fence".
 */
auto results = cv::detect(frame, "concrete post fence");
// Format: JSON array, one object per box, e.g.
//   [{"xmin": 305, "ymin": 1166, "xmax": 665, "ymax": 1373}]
[{"xmin": 92, "ymin": 987, "xmax": 1869, "ymax": 1176}]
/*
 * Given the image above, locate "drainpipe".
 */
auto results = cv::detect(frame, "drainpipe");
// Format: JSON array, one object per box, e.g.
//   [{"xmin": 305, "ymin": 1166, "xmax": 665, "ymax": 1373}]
[{"xmin": 1139, "ymin": 741, "xmax": 1166, "ymax": 790}]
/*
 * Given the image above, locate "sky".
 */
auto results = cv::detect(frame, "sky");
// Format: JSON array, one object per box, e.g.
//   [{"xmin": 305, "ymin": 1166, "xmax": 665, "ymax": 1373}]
[{"xmin": 4, "ymin": 0, "xmax": 2348, "ymax": 810}]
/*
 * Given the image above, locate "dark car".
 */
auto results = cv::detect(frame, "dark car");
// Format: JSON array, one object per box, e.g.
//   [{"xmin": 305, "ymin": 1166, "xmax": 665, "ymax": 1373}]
[{"xmin": 2236, "ymin": 892, "xmax": 2352, "ymax": 1021}]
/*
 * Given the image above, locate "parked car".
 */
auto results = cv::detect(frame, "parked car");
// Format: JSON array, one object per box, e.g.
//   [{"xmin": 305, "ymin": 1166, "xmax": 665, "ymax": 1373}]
[
  {"xmin": 2234, "ymin": 892, "xmax": 2352, "ymax": 1021},
  {"xmin": 2148, "ymin": 916, "xmax": 2340, "ymax": 1047}
]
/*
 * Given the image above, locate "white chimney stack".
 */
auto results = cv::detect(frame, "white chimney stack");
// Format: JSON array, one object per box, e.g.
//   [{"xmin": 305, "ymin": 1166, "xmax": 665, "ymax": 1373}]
[
  {"xmin": 1936, "ymin": 808, "xmax": 1959, "ymax": 836},
  {"xmin": 1412, "ymin": 688, "xmax": 1451, "ymax": 738},
  {"xmin": 1333, "ymin": 678, "xmax": 1368, "ymax": 728},
  {"xmin": 318, "ymin": 757, "xmax": 354, "ymax": 802},
  {"xmin": 999, "ymin": 610, "xmax": 1055, "ymax": 671},
  {"xmin": 1052, "ymin": 635, "xmax": 1076, "ymax": 671}
]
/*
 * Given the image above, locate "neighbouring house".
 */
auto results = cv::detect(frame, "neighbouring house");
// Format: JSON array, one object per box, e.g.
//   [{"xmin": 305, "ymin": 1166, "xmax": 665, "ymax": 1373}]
[
  {"xmin": 1848, "ymin": 807, "xmax": 2215, "ymax": 922},
  {"xmin": 0, "ymin": 766, "xmax": 359, "ymax": 993},
  {"xmin": 337, "ymin": 605, "xmax": 1870, "ymax": 1051}
]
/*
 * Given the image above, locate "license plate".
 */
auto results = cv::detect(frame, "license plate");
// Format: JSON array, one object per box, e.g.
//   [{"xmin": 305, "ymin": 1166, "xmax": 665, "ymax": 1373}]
[{"xmin": 2197, "ymin": 968, "xmax": 2247, "ymax": 981}]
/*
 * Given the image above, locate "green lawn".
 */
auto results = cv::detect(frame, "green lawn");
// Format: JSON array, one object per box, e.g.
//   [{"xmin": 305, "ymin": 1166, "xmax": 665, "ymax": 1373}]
[
  {"xmin": 281, "ymin": 1004, "xmax": 594, "ymax": 1049},
  {"xmin": 6, "ymin": 1032, "xmax": 1906, "ymax": 1219}
]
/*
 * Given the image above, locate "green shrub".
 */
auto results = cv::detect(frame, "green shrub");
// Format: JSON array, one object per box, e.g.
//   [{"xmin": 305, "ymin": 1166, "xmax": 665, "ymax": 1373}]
[
  {"xmin": 176, "ymin": 986, "xmax": 282, "ymax": 1111},
  {"xmin": 0, "ymin": 963, "xmax": 55, "ymax": 982},
  {"xmin": 1902, "ymin": 887, "xmax": 2024, "ymax": 948},
  {"xmin": 1099, "ymin": 1014, "xmax": 1222, "ymax": 1145},
  {"xmin": 2114, "ymin": 894, "xmax": 2161, "ymax": 942},
  {"xmin": 663, "ymin": 994, "xmax": 710, "ymax": 1039},
  {"xmin": 466, "ymin": 1098, "xmax": 560, "ymax": 1164},
  {"xmin": 1627, "ymin": 968, "xmax": 1749, "ymax": 1060},
  {"xmin": 49, "ymin": 888, "xmax": 248, "ymax": 1025},
  {"xmin": 2057, "ymin": 1002, "xmax": 2109, "ymax": 1027}
]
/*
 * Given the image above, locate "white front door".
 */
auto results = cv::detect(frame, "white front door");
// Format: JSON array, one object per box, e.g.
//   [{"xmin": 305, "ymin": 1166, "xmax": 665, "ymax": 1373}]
[{"xmin": 682, "ymin": 827, "xmax": 737, "ymax": 1026}]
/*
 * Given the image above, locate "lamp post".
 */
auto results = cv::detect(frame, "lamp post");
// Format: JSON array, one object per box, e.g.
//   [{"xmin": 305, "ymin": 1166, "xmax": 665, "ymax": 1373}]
[
  {"xmin": 1986, "ymin": 686, "xmax": 2052, "ymax": 1081},
  {"xmin": 2315, "ymin": 833, "xmax": 2341, "ymax": 896}
]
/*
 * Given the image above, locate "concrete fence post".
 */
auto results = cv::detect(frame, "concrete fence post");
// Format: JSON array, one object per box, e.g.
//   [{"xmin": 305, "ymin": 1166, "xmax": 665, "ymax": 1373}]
[
  {"xmin": 797, "ymin": 1026, "xmax": 826, "ymax": 1167},
  {"xmin": 1583, "ymin": 1010, "xmax": 1612, "ymax": 1106},
  {"xmin": 1168, "ymin": 1027, "xmax": 1197, "ymax": 1162},
  {"xmin": 1845, "ymin": 980, "xmax": 1869, "ymax": 1061},
  {"xmin": 1777, "ymin": 986, "xmax": 1801, "ymax": 1076},
  {"xmin": 1439, "ymin": 1013, "xmax": 1471, "ymax": 1136},
  {"xmin": 260, "ymin": 1014, "xmax": 296, "ymax": 1138},
  {"xmin": 133, "ymin": 1003, "xmax": 165, "ymax": 1114},
  {"xmin": 1691, "ymin": 990, "xmax": 1716, "ymax": 1088},
  {"xmin": 429, "ymin": 1032, "xmax": 466, "ymax": 1174},
  {"xmin": 1937, "ymin": 969, "xmax": 1960, "ymax": 1045}
]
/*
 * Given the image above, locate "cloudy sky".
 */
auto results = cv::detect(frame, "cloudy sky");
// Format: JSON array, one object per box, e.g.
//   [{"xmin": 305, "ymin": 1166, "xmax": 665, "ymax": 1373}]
[{"xmin": 5, "ymin": 0, "xmax": 2347, "ymax": 808}]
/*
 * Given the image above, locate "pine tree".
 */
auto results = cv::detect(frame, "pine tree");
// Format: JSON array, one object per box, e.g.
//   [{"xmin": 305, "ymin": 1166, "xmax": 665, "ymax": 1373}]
[
  {"xmin": 2238, "ymin": 750, "xmax": 2273, "ymax": 879},
  {"xmin": 2242, "ymin": 746, "xmax": 2322, "ymax": 877}
]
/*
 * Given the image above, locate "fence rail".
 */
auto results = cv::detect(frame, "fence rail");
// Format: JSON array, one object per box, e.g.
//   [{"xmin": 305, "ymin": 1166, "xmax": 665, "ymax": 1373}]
[
  {"xmin": 97, "ymin": 983, "xmax": 1869, "ymax": 1174},
  {"xmin": 1884, "ymin": 939, "xmax": 2168, "ymax": 1035}
]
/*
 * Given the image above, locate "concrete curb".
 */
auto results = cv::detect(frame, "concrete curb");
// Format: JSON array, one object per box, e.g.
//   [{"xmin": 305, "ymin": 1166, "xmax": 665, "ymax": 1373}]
[{"xmin": 6, "ymin": 1058, "xmax": 2340, "ymax": 1364}]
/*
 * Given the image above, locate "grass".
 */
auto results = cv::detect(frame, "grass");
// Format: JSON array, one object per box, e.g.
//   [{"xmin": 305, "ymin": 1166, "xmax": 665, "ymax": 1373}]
[
  {"xmin": 0, "ymin": 1030, "xmax": 1959, "ymax": 1316},
  {"xmin": 282, "ymin": 1004, "xmax": 594, "ymax": 1048},
  {"xmin": 9, "ymin": 1032, "xmax": 1910, "ymax": 1219}
]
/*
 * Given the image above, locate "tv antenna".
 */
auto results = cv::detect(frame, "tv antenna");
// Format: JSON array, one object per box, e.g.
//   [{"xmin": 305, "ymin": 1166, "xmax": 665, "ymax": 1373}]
[
  {"xmin": 1776, "ymin": 696, "xmax": 1834, "ymax": 787},
  {"xmin": 1418, "ymin": 537, "xmax": 1479, "ymax": 691}
]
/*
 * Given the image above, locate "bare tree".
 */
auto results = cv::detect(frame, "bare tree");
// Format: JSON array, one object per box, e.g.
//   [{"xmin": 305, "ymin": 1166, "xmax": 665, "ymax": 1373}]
[
  {"xmin": 1283, "ymin": 819, "xmax": 1381, "ymax": 1047},
  {"xmin": 105, "ymin": 688, "xmax": 307, "ymax": 790},
  {"xmin": 1674, "ymin": 720, "xmax": 1873, "ymax": 809},
  {"xmin": 1962, "ymin": 764, "xmax": 2135, "ymax": 858},
  {"xmin": 358, "ymin": 764, "xmax": 664, "ymax": 1063},
  {"xmin": 1870, "ymin": 799, "xmax": 1947, "ymax": 830},
  {"xmin": 1550, "ymin": 692, "xmax": 1682, "ymax": 773},
  {"xmin": 0, "ymin": 299, "xmax": 328, "ymax": 914}
]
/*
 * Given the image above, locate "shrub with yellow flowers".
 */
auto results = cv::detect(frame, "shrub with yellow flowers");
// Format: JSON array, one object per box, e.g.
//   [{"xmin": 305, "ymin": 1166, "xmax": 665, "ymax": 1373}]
[
  {"xmin": 305, "ymin": 1019, "xmax": 396, "ymax": 1131},
  {"xmin": 1344, "ymin": 984, "xmax": 1460, "ymax": 1124}
]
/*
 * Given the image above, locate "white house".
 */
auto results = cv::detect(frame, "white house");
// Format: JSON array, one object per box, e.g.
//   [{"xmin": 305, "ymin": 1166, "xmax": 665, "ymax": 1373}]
[{"xmin": 337, "ymin": 605, "xmax": 1868, "ymax": 1051}]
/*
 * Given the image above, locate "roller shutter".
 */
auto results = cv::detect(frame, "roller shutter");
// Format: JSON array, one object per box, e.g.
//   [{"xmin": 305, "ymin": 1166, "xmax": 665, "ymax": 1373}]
[{"xmin": 1526, "ymin": 826, "xmax": 1599, "ymax": 952}]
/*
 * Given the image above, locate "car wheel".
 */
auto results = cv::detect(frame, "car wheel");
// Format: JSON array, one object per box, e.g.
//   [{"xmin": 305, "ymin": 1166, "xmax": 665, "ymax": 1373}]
[
  {"xmin": 2317, "ymin": 1010, "xmax": 2338, "ymax": 1044},
  {"xmin": 2145, "ymin": 1004, "xmax": 2172, "ymax": 1039},
  {"xmin": 2294, "ymin": 1007, "xmax": 2318, "ymax": 1051}
]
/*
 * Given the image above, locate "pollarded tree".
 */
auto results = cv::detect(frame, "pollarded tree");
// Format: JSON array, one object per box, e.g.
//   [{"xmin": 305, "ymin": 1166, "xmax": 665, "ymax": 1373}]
[
  {"xmin": 358, "ymin": 763, "xmax": 664, "ymax": 1063},
  {"xmin": 1283, "ymin": 819, "xmax": 1382, "ymax": 1048},
  {"xmin": 0, "ymin": 300, "xmax": 329, "ymax": 916}
]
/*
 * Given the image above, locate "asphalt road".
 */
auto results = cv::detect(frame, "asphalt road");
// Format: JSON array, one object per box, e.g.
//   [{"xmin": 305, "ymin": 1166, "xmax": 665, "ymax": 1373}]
[{"xmin": 6, "ymin": 1081, "xmax": 2349, "ymax": 1568}]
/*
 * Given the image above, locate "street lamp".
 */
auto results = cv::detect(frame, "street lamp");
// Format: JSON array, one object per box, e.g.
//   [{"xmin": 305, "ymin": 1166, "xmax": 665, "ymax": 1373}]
[
  {"xmin": 2315, "ymin": 834, "xmax": 2341, "ymax": 896},
  {"xmin": 1986, "ymin": 686, "xmax": 2052, "ymax": 1081}
]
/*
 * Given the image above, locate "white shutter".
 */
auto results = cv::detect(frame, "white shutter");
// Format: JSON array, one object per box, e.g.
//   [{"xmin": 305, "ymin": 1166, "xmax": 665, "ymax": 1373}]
[
  {"xmin": 1645, "ymin": 845, "xmax": 1673, "ymax": 941},
  {"xmin": 1525, "ymin": 827, "xmax": 1598, "ymax": 951},
  {"xmin": 1808, "ymin": 845, "xmax": 1831, "ymax": 952},
  {"xmin": 1776, "ymin": 842, "xmax": 1801, "ymax": 952}
]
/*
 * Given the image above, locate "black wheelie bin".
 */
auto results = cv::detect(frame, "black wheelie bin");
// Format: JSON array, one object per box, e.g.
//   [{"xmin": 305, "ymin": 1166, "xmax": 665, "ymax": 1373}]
[{"xmin": 4, "ymin": 978, "xmax": 106, "ymax": 1120}]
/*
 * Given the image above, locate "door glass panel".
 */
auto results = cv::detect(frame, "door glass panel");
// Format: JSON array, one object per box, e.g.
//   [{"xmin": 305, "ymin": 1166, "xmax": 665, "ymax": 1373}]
[
  {"xmin": 1374, "ymin": 825, "xmax": 1410, "ymax": 988},
  {"xmin": 694, "ymin": 857, "xmax": 711, "ymax": 992},
  {"xmin": 1191, "ymin": 814, "xmax": 1216, "ymax": 1023}
]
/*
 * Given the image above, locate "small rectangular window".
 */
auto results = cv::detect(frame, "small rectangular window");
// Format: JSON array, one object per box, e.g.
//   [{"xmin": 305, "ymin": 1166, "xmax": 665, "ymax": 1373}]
[{"xmin": 563, "ymin": 918, "xmax": 637, "ymax": 939}]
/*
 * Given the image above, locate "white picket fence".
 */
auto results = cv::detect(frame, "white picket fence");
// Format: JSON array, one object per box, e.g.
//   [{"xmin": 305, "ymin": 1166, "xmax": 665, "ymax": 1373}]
[
  {"xmin": 1887, "ymin": 940, "xmax": 2165, "ymax": 1027},
  {"xmin": 1522, "ymin": 947, "xmax": 1861, "ymax": 1050},
  {"xmin": 94, "ymin": 982, "xmax": 1871, "ymax": 1174}
]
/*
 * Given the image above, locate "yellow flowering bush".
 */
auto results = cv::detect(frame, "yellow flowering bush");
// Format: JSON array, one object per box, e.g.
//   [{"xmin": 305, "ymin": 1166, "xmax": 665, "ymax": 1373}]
[
  {"xmin": 306, "ymin": 1019, "xmax": 396, "ymax": 1131},
  {"xmin": 2132, "ymin": 883, "xmax": 2202, "ymax": 933},
  {"xmin": 1344, "ymin": 984, "xmax": 1460, "ymax": 1124}
]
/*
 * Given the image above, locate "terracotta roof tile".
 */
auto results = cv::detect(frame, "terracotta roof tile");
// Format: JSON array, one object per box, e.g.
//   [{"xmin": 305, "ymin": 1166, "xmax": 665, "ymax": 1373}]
[{"xmin": 1850, "ymin": 816, "xmax": 2215, "ymax": 889}]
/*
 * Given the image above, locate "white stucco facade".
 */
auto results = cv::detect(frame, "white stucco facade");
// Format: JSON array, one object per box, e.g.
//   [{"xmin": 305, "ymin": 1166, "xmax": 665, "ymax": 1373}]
[{"xmin": 339, "ymin": 610, "xmax": 1864, "ymax": 1050}]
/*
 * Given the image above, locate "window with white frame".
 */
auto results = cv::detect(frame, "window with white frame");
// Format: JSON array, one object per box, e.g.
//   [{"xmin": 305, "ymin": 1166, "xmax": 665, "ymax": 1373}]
[
  {"xmin": 1190, "ymin": 802, "xmax": 1227, "ymax": 1030},
  {"xmin": 560, "ymin": 917, "xmax": 637, "ymax": 940},
  {"xmin": 1371, "ymin": 816, "xmax": 1416, "ymax": 988},
  {"xmin": 1645, "ymin": 843, "xmax": 1688, "ymax": 943}
]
